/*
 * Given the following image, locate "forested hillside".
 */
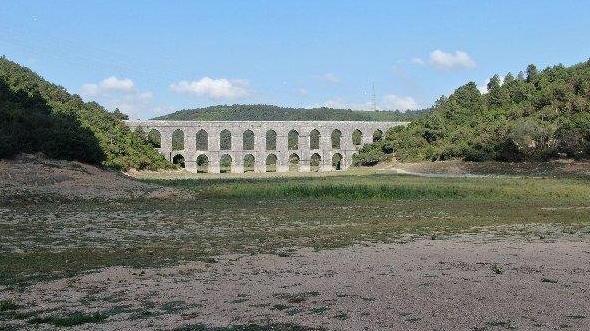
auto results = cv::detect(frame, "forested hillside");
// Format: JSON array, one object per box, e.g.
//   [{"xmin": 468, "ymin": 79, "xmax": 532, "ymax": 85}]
[
  {"xmin": 354, "ymin": 60, "xmax": 590, "ymax": 165},
  {"xmin": 155, "ymin": 104, "xmax": 427, "ymax": 121},
  {"xmin": 0, "ymin": 57, "xmax": 171, "ymax": 170}
]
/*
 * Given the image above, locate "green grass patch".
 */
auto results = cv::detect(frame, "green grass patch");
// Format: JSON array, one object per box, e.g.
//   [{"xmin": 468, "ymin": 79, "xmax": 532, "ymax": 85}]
[
  {"xmin": 278, "ymin": 183, "xmax": 461, "ymax": 200},
  {"xmin": 274, "ymin": 291, "xmax": 320, "ymax": 304},
  {"xmin": 309, "ymin": 306, "xmax": 330, "ymax": 315},
  {"xmin": 29, "ymin": 311, "xmax": 108, "ymax": 327},
  {"xmin": 0, "ymin": 300, "xmax": 19, "ymax": 312},
  {"xmin": 143, "ymin": 174, "xmax": 590, "ymax": 204}
]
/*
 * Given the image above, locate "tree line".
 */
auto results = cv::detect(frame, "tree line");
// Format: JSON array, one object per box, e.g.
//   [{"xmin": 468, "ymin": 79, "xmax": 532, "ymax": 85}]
[
  {"xmin": 155, "ymin": 104, "xmax": 428, "ymax": 122},
  {"xmin": 0, "ymin": 57, "xmax": 172, "ymax": 170},
  {"xmin": 354, "ymin": 59, "xmax": 590, "ymax": 165}
]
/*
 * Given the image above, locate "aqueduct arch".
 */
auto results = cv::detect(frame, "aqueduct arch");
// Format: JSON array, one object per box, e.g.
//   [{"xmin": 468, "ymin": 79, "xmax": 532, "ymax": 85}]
[{"xmin": 125, "ymin": 120, "xmax": 408, "ymax": 173}]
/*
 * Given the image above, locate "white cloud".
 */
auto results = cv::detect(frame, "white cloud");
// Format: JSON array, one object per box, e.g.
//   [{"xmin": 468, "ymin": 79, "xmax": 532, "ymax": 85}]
[
  {"xmin": 296, "ymin": 88, "xmax": 308, "ymax": 96},
  {"xmin": 429, "ymin": 49, "xmax": 476, "ymax": 70},
  {"xmin": 411, "ymin": 57, "xmax": 425, "ymax": 65},
  {"xmin": 137, "ymin": 91, "xmax": 154, "ymax": 101},
  {"xmin": 318, "ymin": 73, "xmax": 340, "ymax": 83},
  {"xmin": 100, "ymin": 76, "xmax": 135, "ymax": 92},
  {"xmin": 322, "ymin": 95, "xmax": 418, "ymax": 112},
  {"xmin": 111, "ymin": 96, "xmax": 151, "ymax": 116},
  {"xmin": 170, "ymin": 77, "xmax": 249, "ymax": 99},
  {"xmin": 79, "ymin": 83, "xmax": 99, "ymax": 97},
  {"xmin": 78, "ymin": 76, "xmax": 159, "ymax": 120},
  {"xmin": 80, "ymin": 76, "xmax": 136, "ymax": 96},
  {"xmin": 382, "ymin": 94, "xmax": 419, "ymax": 111}
]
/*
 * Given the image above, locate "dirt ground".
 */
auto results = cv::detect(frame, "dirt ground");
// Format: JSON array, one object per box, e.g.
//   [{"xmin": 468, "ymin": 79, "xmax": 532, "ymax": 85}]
[
  {"xmin": 0, "ymin": 154, "xmax": 180, "ymax": 202},
  {"xmin": 130, "ymin": 158, "xmax": 590, "ymax": 181},
  {"xmin": 1, "ymin": 233, "xmax": 589, "ymax": 330},
  {"xmin": 1, "ymin": 155, "xmax": 590, "ymax": 330},
  {"xmin": 379, "ymin": 159, "xmax": 590, "ymax": 179}
]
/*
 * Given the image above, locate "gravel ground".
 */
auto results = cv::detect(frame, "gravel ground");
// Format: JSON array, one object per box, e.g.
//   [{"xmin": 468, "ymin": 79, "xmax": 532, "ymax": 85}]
[{"xmin": 2, "ymin": 234, "xmax": 589, "ymax": 330}]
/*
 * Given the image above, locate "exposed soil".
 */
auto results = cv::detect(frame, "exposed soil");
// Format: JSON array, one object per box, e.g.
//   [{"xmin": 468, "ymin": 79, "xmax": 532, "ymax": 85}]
[
  {"xmin": 131, "ymin": 159, "xmax": 590, "ymax": 181},
  {"xmin": 0, "ymin": 154, "xmax": 181, "ymax": 202},
  {"xmin": 379, "ymin": 159, "xmax": 590, "ymax": 178},
  {"xmin": 2, "ymin": 156, "xmax": 590, "ymax": 330},
  {"xmin": 1, "ymin": 233, "xmax": 589, "ymax": 330}
]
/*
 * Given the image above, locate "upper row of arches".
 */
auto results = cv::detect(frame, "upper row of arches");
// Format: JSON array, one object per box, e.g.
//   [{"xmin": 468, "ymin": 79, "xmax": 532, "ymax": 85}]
[{"xmin": 135, "ymin": 128, "xmax": 384, "ymax": 151}]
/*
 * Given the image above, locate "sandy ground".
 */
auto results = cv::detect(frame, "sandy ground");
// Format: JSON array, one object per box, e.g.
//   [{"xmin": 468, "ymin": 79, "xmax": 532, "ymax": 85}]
[{"xmin": 2, "ymin": 233, "xmax": 589, "ymax": 330}]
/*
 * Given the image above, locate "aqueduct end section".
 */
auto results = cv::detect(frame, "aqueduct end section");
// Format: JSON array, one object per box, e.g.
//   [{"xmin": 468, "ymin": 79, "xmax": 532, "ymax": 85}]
[{"xmin": 125, "ymin": 120, "xmax": 408, "ymax": 173}]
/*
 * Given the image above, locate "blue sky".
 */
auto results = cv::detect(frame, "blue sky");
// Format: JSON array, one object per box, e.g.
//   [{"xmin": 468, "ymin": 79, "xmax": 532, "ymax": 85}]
[{"xmin": 1, "ymin": 1, "xmax": 589, "ymax": 119}]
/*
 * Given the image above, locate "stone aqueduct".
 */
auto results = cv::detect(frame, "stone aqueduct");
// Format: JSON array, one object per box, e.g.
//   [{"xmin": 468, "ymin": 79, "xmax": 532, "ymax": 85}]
[{"xmin": 125, "ymin": 120, "xmax": 407, "ymax": 173}]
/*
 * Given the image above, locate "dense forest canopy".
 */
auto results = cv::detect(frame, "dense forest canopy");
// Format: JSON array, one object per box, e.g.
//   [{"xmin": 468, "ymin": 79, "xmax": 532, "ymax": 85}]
[
  {"xmin": 0, "ymin": 57, "xmax": 171, "ymax": 170},
  {"xmin": 154, "ymin": 104, "xmax": 428, "ymax": 122},
  {"xmin": 354, "ymin": 59, "xmax": 590, "ymax": 166}
]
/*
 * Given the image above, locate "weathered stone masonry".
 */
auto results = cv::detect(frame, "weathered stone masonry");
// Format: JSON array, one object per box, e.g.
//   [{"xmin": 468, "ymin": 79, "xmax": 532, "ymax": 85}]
[{"xmin": 125, "ymin": 120, "xmax": 408, "ymax": 173}]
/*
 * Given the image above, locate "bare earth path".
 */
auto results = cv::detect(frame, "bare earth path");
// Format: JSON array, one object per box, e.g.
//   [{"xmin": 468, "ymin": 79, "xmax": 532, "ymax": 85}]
[{"xmin": 2, "ymin": 233, "xmax": 589, "ymax": 330}]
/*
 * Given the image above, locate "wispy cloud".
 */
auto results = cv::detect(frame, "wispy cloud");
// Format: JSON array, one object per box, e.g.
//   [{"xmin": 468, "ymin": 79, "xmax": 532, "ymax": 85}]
[
  {"xmin": 296, "ymin": 88, "xmax": 308, "ymax": 96},
  {"xmin": 382, "ymin": 94, "xmax": 419, "ymax": 111},
  {"xmin": 318, "ymin": 73, "xmax": 340, "ymax": 83},
  {"xmin": 411, "ymin": 57, "xmax": 425, "ymax": 65},
  {"xmin": 322, "ymin": 94, "xmax": 418, "ymax": 112}
]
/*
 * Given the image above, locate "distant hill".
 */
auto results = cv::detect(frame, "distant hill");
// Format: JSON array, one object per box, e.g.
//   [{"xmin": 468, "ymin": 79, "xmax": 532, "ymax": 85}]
[
  {"xmin": 154, "ymin": 104, "xmax": 428, "ymax": 121},
  {"xmin": 0, "ymin": 56, "xmax": 171, "ymax": 171},
  {"xmin": 354, "ymin": 59, "xmax": 590, "ymax": 165}
]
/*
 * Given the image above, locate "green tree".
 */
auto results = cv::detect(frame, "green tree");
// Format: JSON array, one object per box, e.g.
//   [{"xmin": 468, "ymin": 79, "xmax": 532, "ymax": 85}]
[
  {"xmin": 526, "ymin": 64, "xmax": 538, "ymax": 82},
  {"xmin": 111, "ymin": 108, "xmax": 129, "ymax": 120},
  {"xmin": 0, "ymin": 57, "xmax": 172, "ymax": 170},
  {"xmin": 487, "ymin": 74, "xmax": 510, "ymax": 108},
  {"xmin": 354, "ymin": 59, "xmax": 590, "ymax": 165},
  {"xmin": 504, "ymin": 72, "xmax": 515, "ymax": 85}
]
